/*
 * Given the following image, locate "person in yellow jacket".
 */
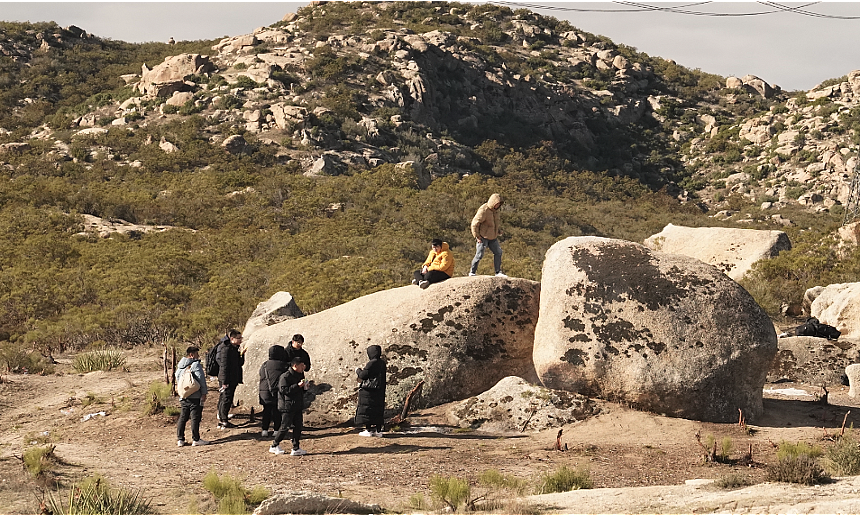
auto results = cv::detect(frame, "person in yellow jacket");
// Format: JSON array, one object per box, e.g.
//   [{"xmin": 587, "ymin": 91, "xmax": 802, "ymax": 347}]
[
  {"xmin": 412, "ymin": 239, "xmax": 454, "ymax": 289},
  {"xmin": 469, "ymin": 193, "xmax": 506, "ymax": 277}
]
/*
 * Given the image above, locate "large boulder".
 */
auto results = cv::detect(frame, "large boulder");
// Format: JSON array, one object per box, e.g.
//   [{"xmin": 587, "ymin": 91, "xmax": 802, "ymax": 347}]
[
  {"xmin": 643, "ymin": 224, "xmax": 791, "ymax": 281},
  {"xmin": 810, "ymin": 283, "xmax": 860, "ymax": 340},
  {"xmin": 769, "ymin": 336, "xmax": 860, "ymax": 385},
  {"xmin": 242, "ymin": 292, "xmax": 304, "ymax": 339},
  {"xmin": 533, "ymin": 237, "xmax": 777, "ymax": 423},
  {"xmin": 138, "ymin": 54, "xmax": 215, "ymax": 97},
  {"xmin": 234, "ymin": 277, "xmax": 540, "ymax": 423}
]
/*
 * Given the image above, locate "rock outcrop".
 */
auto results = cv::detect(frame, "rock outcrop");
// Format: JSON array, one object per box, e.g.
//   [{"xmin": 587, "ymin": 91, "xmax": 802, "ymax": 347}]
[
  {"xmin": 138, "ymin": 53, "xmax": 215, "ymax": 97},
  {"xmin": 810, "ymin": 282, "xmax": 860, "ymax": 340},
  {"xmin": 242, "ymin": 292, "xmax": 304, "ymax": 339},
  {"xmin": 533, "ymin": 236, "xmax": 777, "ymax": 423},
  {"xmin": 769, "ymin": 336, "xmax": 860, "ymax": 385},
  {"xmin": 643, "ymin": 224, "xmax": 791, "ymax": 281},
  {"xmin": 234, "ymin": 277, "xmax": 540, "ymax": 423},
  {"xmin": 253, "ymin": 492, "xmax": 380, "ymax": 515}
]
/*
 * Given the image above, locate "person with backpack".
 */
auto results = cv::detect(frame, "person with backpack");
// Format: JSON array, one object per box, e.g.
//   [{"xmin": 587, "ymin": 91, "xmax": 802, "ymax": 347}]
[
  {"xmin": 175, "ymin": 346, "xmax": 209, "ymax": 447},
  {"xmin": 258, "ymin": 345, "xmax": 289, "ymax": 437},
  {"xmin": 355, "ymin": 344, "xmax": 387, "ymax": 437},
  {"xmin": 216, "ymin": 329, "xmax": 245, "ymax": 429},
  {"xmin": 270, "ymin": 357, "xmax": 309, "ymax": 456}
]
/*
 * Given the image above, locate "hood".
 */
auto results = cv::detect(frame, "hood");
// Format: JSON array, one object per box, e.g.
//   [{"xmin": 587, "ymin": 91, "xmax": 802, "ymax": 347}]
[
  {"xmin": 440, "ymin": 242, "xmax": 450, "ymax": 252},
  {"xmin": 177, "ymin": 356, "xmax": 198, "ymax": 369},
  {"xmin": 268, "ymin": 345, "xmax": 287, "ymax": 361},
  {"xmin": 488, "ymin": 193, "xmax": 502, "ymax": 210},
  {"xmin": 366, "ymin": 345, "xmax": 382, "ymax": 360}
]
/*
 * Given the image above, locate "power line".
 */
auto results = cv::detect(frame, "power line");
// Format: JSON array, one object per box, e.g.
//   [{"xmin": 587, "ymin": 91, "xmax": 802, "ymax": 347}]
[{"xmin": 497, "ymin": 1, "xmax": 860, "ymax": 19}]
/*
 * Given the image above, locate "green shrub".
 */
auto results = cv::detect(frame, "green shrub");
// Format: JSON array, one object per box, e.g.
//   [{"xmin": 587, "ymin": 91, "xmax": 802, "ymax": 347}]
[
  {"xmin": 46, "ymin": 475, "xmax": 152, "ymax": 515},
  {"xmin": 767, "ymin": 441, "xmax": 829, "ymax": 485},
  {"xmin": 203, "ymin": 470, "xmax": 270, "ymax": 515},
  {"xmin": 23, "ymin": 445, "xmax": 56, "ymax": 477},
  {"xmin": 429, "ymin": 474, "xmax": 470, "ymax": 511},
  {"xmin": 161, "ymin": 104, "xmax": 179, "ymax": 114},
  {"xmin": 714, "ymin": 472, "xmax": 753, "ymax": 489},
  {"xmin": 72, "ymin": 349, "xmax": 126, "ymax": 373},
  {"xmin": 143, "ymin": 381, "xmax": 173, "ymax": 416},
  {"xmin": 825, "ymin": 434, "xmax": 860, "ymax": 476},
  {"xmin": 777, "ymin": 441, "xmax": 823, "ymax": 461},
  {"xmin": 536, "ymin": 465, "xmax": 592, "ymax": 494},
  {"xmin": 0, "ymin": 342, "xmax": 55, "ymax": 374}
]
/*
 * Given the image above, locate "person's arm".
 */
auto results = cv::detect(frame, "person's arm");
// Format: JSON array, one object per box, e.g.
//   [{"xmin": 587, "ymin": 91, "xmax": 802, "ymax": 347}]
[
  {"xmin": 192, "ymin": 361, "xmax": 208, "ymax": 399},
  {"xmin": 471, "ymin": 206, "xmax": 485, "ymax": 241},
  {"xmin": 216, "ymin": 343, "xmax": 228, "ymax": 386},
  {"xmin": 434, "ymin": 251, "xmax": 453, "ymax": 272}
]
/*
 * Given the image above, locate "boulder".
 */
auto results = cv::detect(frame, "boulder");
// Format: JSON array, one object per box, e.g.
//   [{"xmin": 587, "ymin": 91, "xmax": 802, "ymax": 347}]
[
  {"xmin": 166, "ymin": 91, "xmax": 194, "ymax": 107},
  {"xmin": 726, "ymin": 76, "xmax": 743, "ymax": 89},
  {"xmin": 448, "ymin": 376, "xmax": 598, "ymax": 433},
  {"xmin": 221, "ymin": 134, "xmax": 247, "ymax": 154},
  {"xmin": 643, "ymin": 224, "xmax": 791, "ymax": 281},
  {"xmin": 810, "ymin": 283, "xmax": 860, "ymax": 340},
  {"xmin": 234, "ymin": 277, "xmax": 540, "ymax": 423},
  {"xmin": 533, "ymin": 237, "xmax": 777, "ymax": 423},
  {"xmin": 803, "ymin": 285, "xmax": 826, "ymax": 316},
  {"xmin": 769, "ymin": 336, "xmax": 860, "ymax": 385},
  {"xmin": 242, "ymin": 292, "xmax": 304, "ymax": 339},
  {"xmin": 742, "ymin": 74, "xmax": 774, "ymax": 98},
  {"xmin": 253, "ymin": 492, "xmax": 380, "ymax": 515},
  {"xmin": 847, "ymin": 364, "xmax": 860, "ymax": 397},
  {"xmin": 138, "ymin": 54, "xmax": 214, "ymax": 97}
]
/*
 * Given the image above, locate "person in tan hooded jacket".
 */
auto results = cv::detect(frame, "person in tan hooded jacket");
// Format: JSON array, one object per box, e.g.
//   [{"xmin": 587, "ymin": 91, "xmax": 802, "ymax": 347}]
[
  {"xmin": 469, "ymin": 193, "xmax": 506, "ymax": 277},
  {"xmin": 412, "ymin": 238, "xmax": 454, "ymax": 289}
]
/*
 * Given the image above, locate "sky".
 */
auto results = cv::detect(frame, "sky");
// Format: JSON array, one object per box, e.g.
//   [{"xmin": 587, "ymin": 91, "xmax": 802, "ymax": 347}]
[{"xmin": 1, "ymin": 2, "xmax": 859, "ymax": 91}]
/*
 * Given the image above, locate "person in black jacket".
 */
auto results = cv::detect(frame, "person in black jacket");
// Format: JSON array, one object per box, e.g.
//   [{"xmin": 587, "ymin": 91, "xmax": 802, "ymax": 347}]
[
  {"xmin": 284, "ymin": 334, "xmax": 311, "ymax": 372},
  {"xmin": 355, "ymin": 344, "xmax": 387, "ymax": 437},
  {"xmin": 258, "ymin": 345, "xmax": 289, "ymax": 438},
  {"xmin": 270, "ymin": 357, "xmax": 309, "ymax": 456},
  {"xmin": 216, "ymin": 329, "xmax": 244, "ymax": 429}
]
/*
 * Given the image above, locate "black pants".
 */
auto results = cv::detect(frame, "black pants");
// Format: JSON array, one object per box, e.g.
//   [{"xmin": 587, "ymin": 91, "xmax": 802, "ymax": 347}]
[
  {"xmin": 217, "ymin": 384, "xmax": 236, "ymax": 422},
  {"xmin": 177, "ymin": 398, "xmax": 202, "ymax": 442},
  {"xmin": 413, "ymin": 269, "xmax": 450, "ymax": 285},
  {"xmin": 273, "ymin": 407, "xmax": 303, "ymax": 450},
  {"xmin": 365, "ymin": 423, "xmax": 382, "ymax": 433},
  {"xmin": 260, "ymin": 402, "xmax": 280, "ymax": 432}
]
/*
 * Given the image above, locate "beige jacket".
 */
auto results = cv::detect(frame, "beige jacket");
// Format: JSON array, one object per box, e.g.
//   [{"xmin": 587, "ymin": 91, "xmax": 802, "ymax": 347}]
[{"xmin": 470, "ymin": 193, "xmax": 502, "ymax": 240}]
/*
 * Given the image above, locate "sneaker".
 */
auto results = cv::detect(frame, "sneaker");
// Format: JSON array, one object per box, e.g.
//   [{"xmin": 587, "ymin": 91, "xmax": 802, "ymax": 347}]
[
  {"xmin": 220, "ymin": 421, "xmax": 236, "ymax": 429},
  {"xmin": 269, "ymin": 445, "xmax": 285, "ymax": 455},
  {"xmin": 468, "ymin": 272, "xmax": 476, "ymax": 276},
  {"xmin": 419, "ymin": 280, "xmax": 430, "ymax": 289},
  {"xmin": 495, "ymin": 272, "xmax": 508, "ymax": 277},
  {"xmin": 411, "ymin": 278, "xmax": 419, "ymax": 285},
  {"xmin": 290, "ymin": 448, "xmax": 307, "ymax": 456},
  {"xmin": 358, "ymin": 430, "xmax": 374, "ymax": 437},
  {"xmin": 372, "ymin": 431, "xmax": 384, "ymax": 438},
  {"xmin": 192, "ymin": 439, "xmax": 210, "ymax": 446},
  {"xmin": 261, "ymin": 430, "xmax": 270, "ymax": 437},
  {"xmin": 177, "ymin": 440, "xmax": 186, "ymax": 447}
]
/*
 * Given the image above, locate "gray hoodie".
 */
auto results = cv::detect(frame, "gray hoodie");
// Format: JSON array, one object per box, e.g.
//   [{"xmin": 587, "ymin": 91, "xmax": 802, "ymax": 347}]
[{"xmin": 176, "ymin": 356, "xmax": 208, "ymax": 400}]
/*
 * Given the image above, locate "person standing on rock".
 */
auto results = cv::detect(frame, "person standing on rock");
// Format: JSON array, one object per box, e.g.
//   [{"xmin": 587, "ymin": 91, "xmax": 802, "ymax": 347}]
[
  {"xmin": 270, "ymin": 357, "xmax": 309, "ymax": 456},
  {"xmin": 469, "ymin": 193, "xmax": 507, "ymax": 277},
  {"xmin": 175, "ymin": 346, "xmax": 209, "ymax": 447},
  {"xmin": 216, "ymin": 329, "xmax": 244, "ymax": 430},
  {"xmin": 412, "ymin": 238, "xmax": 454, "ymax": 289},
  {"xmin": 258, "ymin": 345, "xmax": 289, "ymax": 438},
  {"xmin": 355, "ymin": 345, "xmax": 387, "ymax": 437},
  {"xmin": 285, "ymin": 334, "xmax": 311, "ymax": 373}
]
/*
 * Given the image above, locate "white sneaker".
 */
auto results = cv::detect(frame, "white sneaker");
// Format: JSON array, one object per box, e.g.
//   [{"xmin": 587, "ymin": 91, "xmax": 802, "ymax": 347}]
[
  {"xmin": 261, "ymin": 430, "xmax": 269, "ymax": 437},
  {"xmin": 411, "ymin": 279, "xmax": 419, "ymax": 285},
  {"xmin": 290, "ymin": 448, "xmax": 307, "ymax": 456},
  {"xmin": 419, "ymin": 280, "xmax": 430, "ymax": 289},
  {"xmin": 495, "ymin": 272, "xmax": 508, "ymax": 277},
  {"xmin": 372, "ymin": 431, "xmax": 384, "ymax": 438},
  {"xmin": 177, "ymin": 440, "xmax": 186, "ymax": 447},
  {"xmin": 468, "ymin": 272, "xmax": 476, "ymax": 276},
  {"xmin": 269, "ymin": 445, "xmax": 285, "ymax": 455},
  {"xmin": 192, "ymin": 439, "xmax": 210, "ymax": 446},
  {"xmin": 358, "ymin": 430, "xmax": 374, "ymax": 437}
]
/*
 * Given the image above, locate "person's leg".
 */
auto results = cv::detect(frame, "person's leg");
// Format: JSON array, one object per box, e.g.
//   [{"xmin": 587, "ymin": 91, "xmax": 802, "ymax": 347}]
[
  {"xmin": 218, "ymin": 385, "xmax": 236, "ymax": 424},
  {"xmin": 260, "ymin": 402, "xmax": 272, "ymax": 432},
  {"xmin": 469, "ymin": 240, "xmax": 487, "ymax": 274},
  {"xmin": 189, "ymin": 398, "xmax": 202, "ymax": 442},
  {"xmin": 487, "ymin": 238, "xmax": 503, "ymax": 274},
  {"xmin": 272, "ymin": 411, "xmax": 289, "ymax": 448},
  {"xmin": 176, "ymin": 399, "xmax": 191, "ymax": 442},
  {"xmin": 291, "ymin": 409, "xmax": 303, "ymax": 450},
  {"xmin": 270, "ymin": 403, "xmax": 281, "ymax": 433},
  {"xmin": 413, "ymin": 270, "xmax": 424, "ymax": 284},
  {"xmin": 426, "ymin": 270, "xmax": 450, "ymax": 285}
]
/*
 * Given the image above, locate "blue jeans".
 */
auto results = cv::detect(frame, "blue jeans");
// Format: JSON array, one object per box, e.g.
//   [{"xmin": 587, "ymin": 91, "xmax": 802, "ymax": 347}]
[{"xmin": 470, "ymin": 238, "xmax": 502, "ymax": 275}]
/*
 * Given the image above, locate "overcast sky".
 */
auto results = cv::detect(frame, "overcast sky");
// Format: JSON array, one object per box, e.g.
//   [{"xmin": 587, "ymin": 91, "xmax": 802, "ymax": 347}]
[{"xmin": 2, "ymin": 2, "xmax": 859, "ymax": 91}]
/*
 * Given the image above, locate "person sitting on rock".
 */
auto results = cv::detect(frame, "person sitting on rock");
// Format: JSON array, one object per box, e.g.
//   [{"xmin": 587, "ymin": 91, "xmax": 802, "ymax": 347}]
[{"xmin": 412, "ymin": 238, "xmax": 454, "ymax": 289}]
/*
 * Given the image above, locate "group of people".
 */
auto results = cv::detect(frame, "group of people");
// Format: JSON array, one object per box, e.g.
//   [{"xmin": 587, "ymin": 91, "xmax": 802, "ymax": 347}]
[
  {"xmin": 175, "ymin": 331, "xmax": 387, "ymax": 456},
  {"xmin": 411, "ymin": 192, "xmax": 507, "ymax": 289}
]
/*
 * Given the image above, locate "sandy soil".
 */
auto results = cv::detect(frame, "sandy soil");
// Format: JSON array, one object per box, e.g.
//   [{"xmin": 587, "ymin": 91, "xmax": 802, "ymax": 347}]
[{"xmin": 2, "ymin": 347, "xmax": 860, "ymax": 514}]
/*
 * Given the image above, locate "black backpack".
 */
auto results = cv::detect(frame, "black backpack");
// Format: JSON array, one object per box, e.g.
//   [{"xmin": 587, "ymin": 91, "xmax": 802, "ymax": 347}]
[
  {"xmin": 205, "ymin": 340, "xmax": 222, "ymax": 377},
  {"xmin": 795, "ymin": 317, "xmax": 841, "ymax": 340}
]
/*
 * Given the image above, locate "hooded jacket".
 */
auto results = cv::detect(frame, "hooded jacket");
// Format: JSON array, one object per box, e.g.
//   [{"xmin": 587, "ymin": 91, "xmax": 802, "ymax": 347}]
[
  {"xmin": 470, "ymin": 193, "xmax": 503, "ymax": 241},
  {"xmin": 258, "ymin": 345, "xmax": 289, "ymax": 405},
  {"xmin": 355, "ymin": 345, "xmax": 387, "ymax": 426},
  {"xmin": 176, "ymin": 356, "xmax": 208, "ymax": 400},
  {"xmin": 422, "ymin": 242, "xmax": 454, "ymax": 277},
  {"xmin": 277, "ymin": 366, "xmax": 306, "ymax": 412},
  {"xmin": 216, "ymin": 336, "xmax": 244, "ymax": 386}
]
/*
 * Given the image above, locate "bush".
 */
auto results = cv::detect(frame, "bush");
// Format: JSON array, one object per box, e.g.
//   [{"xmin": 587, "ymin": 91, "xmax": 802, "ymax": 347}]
[
  {"xmin": 72, "ymin": 349, "xmax": 126, "ymax": 373},
  {"xmin": 46, "ymin": 475, "xmax": 152, "ymax": 515},
  {"xmin": 714, "ymin": 472, "xmax": 753, "ymax": 489},
  {"xmin": 536, "ymin": 465, "xmax": 592, "ymax": 494},
  {"xmin": 203, "ymin": 470, "xmax": 270, "ymax": 515},
  {"xmin": 0, "ymin": 342, "xmax": 55, "ymax": 374},
  {"xmin": 767, "ymin": 441, "xmax": 829, "ymax": 485},
  {"xmin": 429, "ymin": 474, "xmax": 470, "ymax": 511},
  {"xmin": 143, "ymin": 381, "xmax": 173, "ymax": 416},
  {"xmin": 23, "ymin": 445, "xmax": 57, "ymax": 478},
  {"xmin": 826, "ymin": 434, "xmax": 860, "ymax": 476}
]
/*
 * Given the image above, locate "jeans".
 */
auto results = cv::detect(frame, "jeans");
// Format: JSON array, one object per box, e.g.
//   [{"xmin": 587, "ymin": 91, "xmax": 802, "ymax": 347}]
[
  {"xmin": 217, "ymin": 384, "xmax": 236, "ymax": 422},
  {"xmin": 273, "ymin": 407, "xmax": 303, "ymax": 450},
  {"xmin": 177, "ymin": 398, "xmax": 202, "ymax": 442},
  {"xmin": 469, "ymin": 238, "xmax": 503, "ymax": 274}
]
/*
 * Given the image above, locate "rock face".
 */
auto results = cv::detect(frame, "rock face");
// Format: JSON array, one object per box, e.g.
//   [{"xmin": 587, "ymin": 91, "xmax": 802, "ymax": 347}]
[
  {"xmin": 533, "ymin": 237, "xmax": 777, "ymax": 423},
  {"xmin": 769, "ymin": 336, "xmax": 860, "ymax": 385},
  {"xmin": 234, "ymin": 277, "xmax": 540, "ymax": 423},
  {"xmin": 253, "ymin": 492, "xmax": 380, "ymax": 515},
  {"xmin": 138, "ymin": 53, "xmax": 215, "ymax": 97},
  {"xmin": 448, "ymin": 376, "xmax": 598, "ymax": 433},
  {"xmin": 643, "ymin": 224, "xmax": 791, "ymax": 281},
  {"xmin": 242, "ymin": 292, "xmax": 304, "ymax": 339},
  {"xmin": 810, "ymin": 283, "xmax": 860, "ymax": 340}
]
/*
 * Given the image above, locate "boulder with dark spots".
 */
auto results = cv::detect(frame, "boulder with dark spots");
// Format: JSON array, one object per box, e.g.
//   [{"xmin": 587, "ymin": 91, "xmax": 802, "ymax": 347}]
[
  {"xmin": 769, "ymin": 336, "xmax": 860, "ymax": 385},
  {"xmin": 241, "ymin": 291, "xmax": 304, "ymax": 339},
  {"xmin": 533, "ymin": 236, "xmax": 777, "ymax": 423},
  {"xmin": 235, "ymin": 276, "xmax": 540, "ymax": 423}
]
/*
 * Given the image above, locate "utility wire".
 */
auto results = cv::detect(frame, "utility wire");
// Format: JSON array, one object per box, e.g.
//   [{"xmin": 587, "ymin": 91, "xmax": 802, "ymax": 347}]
[{"xmin": 497, "ymin": 1, "xmax": 860, "ymax": 19}]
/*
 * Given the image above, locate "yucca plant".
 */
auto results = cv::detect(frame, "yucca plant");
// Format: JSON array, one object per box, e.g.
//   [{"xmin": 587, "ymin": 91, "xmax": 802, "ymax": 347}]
[
  {"xmin": 46, "ymin": 475, "xmax": 152, "ymax": 514},
  {"xmin": 72, "ymin": 349, "xmax": 126, "ymax": 373}
]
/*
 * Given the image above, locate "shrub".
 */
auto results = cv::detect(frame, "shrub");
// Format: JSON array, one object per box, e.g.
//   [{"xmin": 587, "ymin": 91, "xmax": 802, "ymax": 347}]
[
  {"xmin": 0, "ymin": 342, "xmax": 55, "ymax": 374},
  {"xmin": 536, "ymin": 465, "xmax": 593, "ymax": 494},
  {"xmin": 72, "ymin": 349, "xmax": 126, "ymax": 373},
  {"xmin": 23, "ymin": 445, "xmax": 57, "ymax": 478},
  {"xmin": 825, "ymin": 434, "xmax": 860, "ymax": 476},
  {"xmin": 203, "ymin": 470, "xmax": 270, "ymax": 515},
  {"xmin": 714, "ymin": 472, "xmax": 752, "ymax": 489},
  {"xmin": 143, "ymin": 381, "xmax": 173, "ymax": 416},
  {"xmin": 429, "ymin": 474, "xmax": 470, "ymax": 512},
  {"xmin": 46, "ymin": 475, "xmax": 152, "ymax": 515},
  {"xmin": 767, "ymin": 441, "xmax": 829, "ymax": 485},
  {"xmin": 162, "ymin": 104, "xmax": 179, "ymax": 114}
]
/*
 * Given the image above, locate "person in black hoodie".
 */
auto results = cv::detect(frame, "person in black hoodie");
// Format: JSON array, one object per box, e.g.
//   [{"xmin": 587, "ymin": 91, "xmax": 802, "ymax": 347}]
[
  {"xmin": 216, "ymin": 329, "xmax": 244, "ymax": 429},
  {"xmin": 284, "ymin": 334, "xmax": 311, "ymax": 372},
  {"xmin": 270, "ymin": 357, "xmax": 309, "ymax": 456},
  {"xmin": 258, "ymin": 345, "xmax": 289, "ymax": 438},
  {"xmin": 355, "ymin": 344, "xmax": 387, "ymax": 437}
]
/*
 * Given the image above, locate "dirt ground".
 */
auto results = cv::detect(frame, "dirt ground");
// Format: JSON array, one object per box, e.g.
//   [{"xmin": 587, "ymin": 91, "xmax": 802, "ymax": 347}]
[{"xmin": 2, "ymin": 347, "xmax": 860, "ymax": 515}]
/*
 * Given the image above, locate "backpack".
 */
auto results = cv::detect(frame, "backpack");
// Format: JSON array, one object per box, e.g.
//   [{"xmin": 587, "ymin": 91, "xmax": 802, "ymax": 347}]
[
  {"xmin": 177, "ymin": 365, "xmax": 200, "ymax": 398},
  {"xmin": 795, "ymin": 317, "xmax": 841, "ymax": 340},
  {"xmin": 205, "ymin": 341, "xmax": 221, "ymax": 377}
]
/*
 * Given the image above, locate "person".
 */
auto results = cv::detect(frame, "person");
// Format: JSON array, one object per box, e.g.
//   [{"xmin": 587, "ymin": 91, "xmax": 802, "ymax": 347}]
[
  {"xmin": 469, "ymin": 193, "xmax": 506, "ymax": 277},
  {"xmin": 355, "ymin": 344, "xmax": 387, "ymax": 437},
  {"xmin": 175, "ymin": 346, "xmax": 209, "ymax": 447},
  {"xmin": 216, "ymin": 329, "xmax": 244, "ymax": 429},
  {"xmin": 285, "ymin": 334, "xmax": 311, "ymax": 372},
  {"xmin": 270, "ymin": 357, "xmax": 309, "ymax": 456},
  {"xmin": 412, "ymin": 238, "xmax": 454, "ymax": 289},
  {"xmin": 258, "ymin": 345, "xmax": 289, "ymax": 438}
]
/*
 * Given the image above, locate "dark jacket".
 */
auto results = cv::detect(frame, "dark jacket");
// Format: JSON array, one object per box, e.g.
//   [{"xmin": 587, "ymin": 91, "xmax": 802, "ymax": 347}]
[
  {"xmin": 277, "ymin": 366, "xmax": 306, "ymax": 413},
  {"xmin": 216, "ymin": 336, "xmax": 244, "ymax": 386},
  {"xmin": 258, "ymin": 345, "xmax": 289, "ymax": 405},
  {"xmin": 285, "ymin": 344, "xmax": 311, "ymax": 372},
  {"xmin": 355, "ymin": 345, "xmax": 387, "ymax": 426}
]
